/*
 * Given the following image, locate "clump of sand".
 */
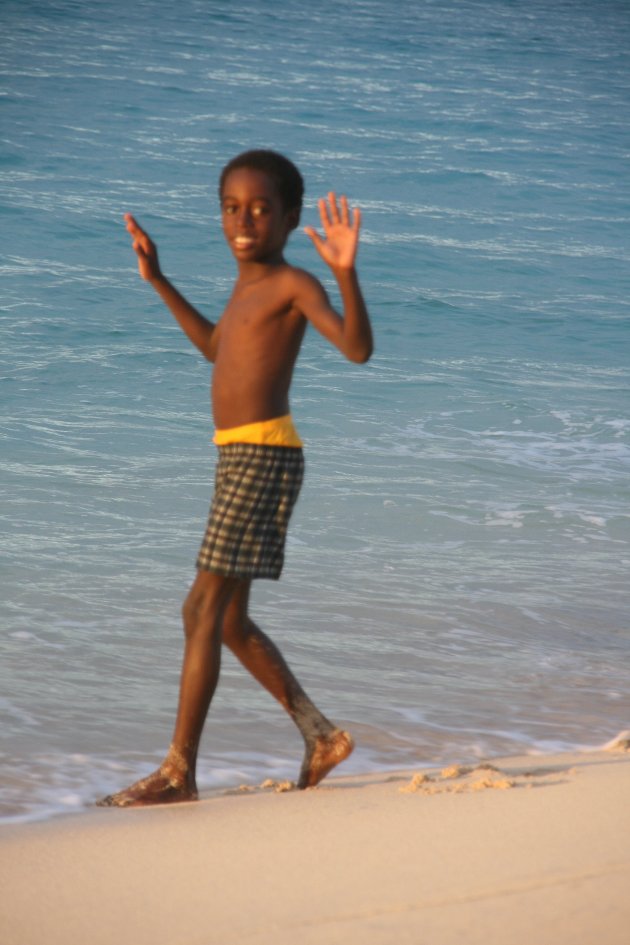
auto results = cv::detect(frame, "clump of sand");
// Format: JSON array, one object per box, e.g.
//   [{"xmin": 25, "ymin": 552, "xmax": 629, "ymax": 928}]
[
  {"xmin": 401, "ymin": 764, "xmax": 515, "ymax": 795},
  {"xmin": 399, "ymin": 773, "xmax": 433, "ymax": 793},
  {"xmin": 440, "ymin": 765, "xmax": 471, "ymax": 779},
  {"xmin": 260, "ymin": 779, "xmax": 295, "ymax": 793},
  {"xmin": 398, "ymin": 755, "xmax": 589, "ymax": 795},
  {"xmin": 467, "ymin": 775, "xmax": 514, "ymax": 792},
  {"xmin": 225, "ymin": 779, "xmax": 296, "ymax": 796}
]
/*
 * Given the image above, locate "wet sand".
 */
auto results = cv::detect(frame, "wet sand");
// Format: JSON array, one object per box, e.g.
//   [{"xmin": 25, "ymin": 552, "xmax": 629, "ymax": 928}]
[{"xmin": 1, "ymin": 740, "xmax": 629, "ymax": 945}]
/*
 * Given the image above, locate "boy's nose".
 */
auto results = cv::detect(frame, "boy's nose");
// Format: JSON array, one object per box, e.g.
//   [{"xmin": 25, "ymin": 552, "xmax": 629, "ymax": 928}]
[{"xmin": 237, "ymin": 208, "xmax": 254, "ymax": 227}]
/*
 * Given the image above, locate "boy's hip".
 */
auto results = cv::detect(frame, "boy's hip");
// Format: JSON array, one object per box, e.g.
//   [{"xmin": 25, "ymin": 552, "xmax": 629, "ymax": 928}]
[
  {"xmin": 213, "ymin": 414, "xmax": 303, "ymax": 448},
  {"xmin": 214, "ymin": 441, "xmax": 304, "ymax": 483}
]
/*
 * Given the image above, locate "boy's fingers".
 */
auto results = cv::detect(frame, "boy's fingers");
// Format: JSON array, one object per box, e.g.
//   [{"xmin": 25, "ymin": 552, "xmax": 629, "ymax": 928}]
[
  {"xmin": 318, "ymin": 198, "xmax": 331, "ymax": 229},
  {"xmin": 316, "ymin": 193, "xmax": 359, "ymax": 234},
  {"xmin": 304, "ymin": 225, "xmax": 322, "ymax": 249},
  {"xmin": 327, "ymin": 192, "xmax": 340, "ymax": 223},
  {"xmin": 340, "ymin": 195, "xmax": 350, "ymax": 226},
  {"xmin": 127, "ymin": 222, "xmax": 154, "ymax": 255},
  {"xmin": 124, "ymin": 213, "xmax": 148, "ymax": 241}
]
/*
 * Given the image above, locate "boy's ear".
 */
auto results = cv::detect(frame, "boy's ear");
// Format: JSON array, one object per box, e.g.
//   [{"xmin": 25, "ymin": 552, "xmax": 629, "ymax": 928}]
[{"xmin": 286, "ymin": 207, "xmax": 301, "ymax": 231}]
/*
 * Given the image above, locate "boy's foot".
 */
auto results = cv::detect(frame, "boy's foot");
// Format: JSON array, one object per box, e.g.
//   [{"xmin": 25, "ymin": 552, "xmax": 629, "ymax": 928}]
[
  {"xmin": 297, "ymin": 729, "xmax": 354, "ymax": 789},
  {"xmin": 96, "ymin": 768, "xmax": 198, "ymax": 808}
]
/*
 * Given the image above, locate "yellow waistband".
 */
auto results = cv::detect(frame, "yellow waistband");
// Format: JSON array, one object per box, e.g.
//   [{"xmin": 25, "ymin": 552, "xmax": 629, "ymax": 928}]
[{"xmin": 213, "ymin": 414, "xmax": 303, "ymax": 448}]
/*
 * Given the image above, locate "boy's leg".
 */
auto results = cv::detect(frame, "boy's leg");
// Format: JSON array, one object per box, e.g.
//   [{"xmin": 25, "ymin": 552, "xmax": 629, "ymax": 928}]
[
  {"xmin": 222, "ymin": 583, "xmax": 353, "ymax": 788},
  {"xmin": 98, "ymin": 571, "xmax": 239, "ymax": 807}
]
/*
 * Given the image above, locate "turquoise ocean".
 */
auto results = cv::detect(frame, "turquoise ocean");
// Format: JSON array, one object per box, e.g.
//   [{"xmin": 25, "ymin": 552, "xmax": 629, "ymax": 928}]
[{"xmin": 2, "ymin": 0, "xmax": 629, "ymax": 822}]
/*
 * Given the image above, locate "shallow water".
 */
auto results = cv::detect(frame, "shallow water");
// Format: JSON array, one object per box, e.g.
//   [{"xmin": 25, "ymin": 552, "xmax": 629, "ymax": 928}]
[{"xmin": 1, "ymin": 0, "xmax": 629, "ymax": 822}]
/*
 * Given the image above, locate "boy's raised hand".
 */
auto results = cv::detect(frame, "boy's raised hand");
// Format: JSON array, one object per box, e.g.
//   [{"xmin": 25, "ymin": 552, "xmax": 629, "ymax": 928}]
[
  {"xmin": 304, "ymin": 193, "xmax": 361, "ymax": 271},
  {"xmin": 124, "ymin": 213, "xmax": 162, "ymax": 282}
]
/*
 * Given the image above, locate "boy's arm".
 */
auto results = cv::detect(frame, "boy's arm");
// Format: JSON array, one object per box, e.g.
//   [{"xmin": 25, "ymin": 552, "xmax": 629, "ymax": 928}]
[
  {"xmin": 124, "ymin": 214, "xmax": 219, "ymax": 362},
  {"xmin": 302, "ymin": 194, "xmax": 373, "ymax": 364}
]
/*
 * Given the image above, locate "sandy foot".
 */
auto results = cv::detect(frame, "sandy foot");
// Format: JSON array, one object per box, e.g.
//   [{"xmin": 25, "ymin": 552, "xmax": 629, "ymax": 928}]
[
  {"xmin": 298, "ymin": 729, "xmax": 354, "ymax": 789},
  {"xmin": 97, "ymin": 768, "xmax": 198, "ymax": 808}
]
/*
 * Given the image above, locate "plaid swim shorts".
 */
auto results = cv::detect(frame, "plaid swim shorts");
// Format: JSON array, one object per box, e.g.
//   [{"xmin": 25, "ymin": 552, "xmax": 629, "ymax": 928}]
[{"xmin": 196, "ymin": 443, "xmax": 304, "ymax": 580}]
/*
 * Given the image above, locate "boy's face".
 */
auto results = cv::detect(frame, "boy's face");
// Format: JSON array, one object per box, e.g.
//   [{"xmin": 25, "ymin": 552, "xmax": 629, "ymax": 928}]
[{"xmin": 220, "ymin": 168, "xmax": 297, "ymax": 264}]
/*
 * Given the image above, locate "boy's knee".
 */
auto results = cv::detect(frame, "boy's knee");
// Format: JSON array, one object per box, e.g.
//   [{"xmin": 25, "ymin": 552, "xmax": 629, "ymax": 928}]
[
  {"xmin": 221, "ymin": 597, "xmax": 250, "ymax": 650},
  {"xmin": 182, "ymin": 572, "xmax": 244, "ymax": 637},
  {"xmin": 221, "ymin": 610, "xmax": 243, "ymax": 649},
  {"xmin": 181, "ymin": 573, "xmax": 230, "ymax": 639},
  {"xmin": 181, "ymin": 594, "xmax": 198, "ymax": 635}
]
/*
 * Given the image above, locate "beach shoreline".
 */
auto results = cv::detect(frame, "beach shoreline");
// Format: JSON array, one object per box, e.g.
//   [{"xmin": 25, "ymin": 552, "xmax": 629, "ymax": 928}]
[{"xmin": 2, "ymin": 740, "xmax": 629, "ymax": 945}]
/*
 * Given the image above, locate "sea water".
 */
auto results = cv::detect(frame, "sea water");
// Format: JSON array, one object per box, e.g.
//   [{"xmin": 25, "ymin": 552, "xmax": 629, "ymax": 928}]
[{"xmin": 1, "ymin": 0, "xmax": 629, "ymax": 823}]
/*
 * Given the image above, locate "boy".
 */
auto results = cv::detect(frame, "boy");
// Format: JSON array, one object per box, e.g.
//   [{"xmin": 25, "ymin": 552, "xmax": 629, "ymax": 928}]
[{"xmin": 99, "ymin": 150, "xmax": 373, "ymax": 807}]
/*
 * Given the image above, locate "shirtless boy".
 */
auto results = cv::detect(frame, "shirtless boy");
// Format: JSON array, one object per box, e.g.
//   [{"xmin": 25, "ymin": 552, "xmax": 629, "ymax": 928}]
[{"xmin": 99, "ymin": 149, "xmax": 373, "ymax": 807}]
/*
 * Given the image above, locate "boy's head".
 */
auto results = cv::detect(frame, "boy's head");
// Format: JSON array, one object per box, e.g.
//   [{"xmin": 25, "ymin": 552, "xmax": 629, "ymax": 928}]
[{"xmin": 219, "ymin": 150, "xmax": 304, "ymax": 230}]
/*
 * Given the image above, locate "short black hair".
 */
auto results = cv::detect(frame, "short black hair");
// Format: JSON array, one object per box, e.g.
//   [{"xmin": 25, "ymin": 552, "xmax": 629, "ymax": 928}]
[{"xmin": 219, "ymin": 149, "xmax": 304, "ymax": 224}]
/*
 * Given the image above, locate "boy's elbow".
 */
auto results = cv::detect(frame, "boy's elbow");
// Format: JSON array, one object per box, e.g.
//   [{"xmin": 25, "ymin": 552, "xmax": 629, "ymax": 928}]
[{"xmin": 348, "ymin": 341, "xmax": 374, "ymax": 364}]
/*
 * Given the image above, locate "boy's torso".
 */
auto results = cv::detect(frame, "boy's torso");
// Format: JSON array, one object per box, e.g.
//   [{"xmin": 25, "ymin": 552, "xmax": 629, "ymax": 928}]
[{"xmin": 211, "ymin": 263, "xmax": 308, "ymax": 430}]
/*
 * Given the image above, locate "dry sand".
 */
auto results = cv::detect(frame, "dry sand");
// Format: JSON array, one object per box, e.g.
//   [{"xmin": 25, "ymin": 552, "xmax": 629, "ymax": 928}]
[{"xmin": 2, "ymin": 738, "xmax": 630, "ymax": 945}]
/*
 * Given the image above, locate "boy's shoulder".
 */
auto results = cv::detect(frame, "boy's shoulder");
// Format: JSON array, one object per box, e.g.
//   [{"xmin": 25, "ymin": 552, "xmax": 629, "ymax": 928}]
[
  {"xmin": 278, "ymin": 264, "xmax": 331, "ymax": 321},
  {"xmin": 275, "ymin": 261, "xmax": 327, "ymax": 299},
  {"xmin": 237, "ymin": 262, "xmax": 329, "ymax": 323}
]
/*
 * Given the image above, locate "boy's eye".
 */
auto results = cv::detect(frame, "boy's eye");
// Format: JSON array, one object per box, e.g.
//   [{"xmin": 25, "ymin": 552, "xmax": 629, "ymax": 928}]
[{"xmin": 222, "ymin": 203, "xmax": 268, "ymax": 217}]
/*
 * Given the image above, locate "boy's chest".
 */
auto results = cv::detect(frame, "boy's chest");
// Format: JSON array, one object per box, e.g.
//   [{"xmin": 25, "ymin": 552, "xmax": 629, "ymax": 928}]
[
  {"xmin": 217, "ymin": 285, "xmax": 305, "ymax": 366},
  {"xmin": 221, "ymin": 280, "xmax": 296, "ymax": 331}
]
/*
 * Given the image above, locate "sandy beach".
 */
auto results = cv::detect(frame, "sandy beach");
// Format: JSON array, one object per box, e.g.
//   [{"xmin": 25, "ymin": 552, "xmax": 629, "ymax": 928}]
[{"xmin": 2, "ymin": 739, "xmax": 629, "ymax": 945}]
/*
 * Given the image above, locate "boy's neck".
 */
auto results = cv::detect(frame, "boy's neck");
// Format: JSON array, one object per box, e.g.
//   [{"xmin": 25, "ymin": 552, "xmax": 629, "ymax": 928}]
[{"xmin": 235, "ymin": 253, "xmax": 286, "ymax": 283}]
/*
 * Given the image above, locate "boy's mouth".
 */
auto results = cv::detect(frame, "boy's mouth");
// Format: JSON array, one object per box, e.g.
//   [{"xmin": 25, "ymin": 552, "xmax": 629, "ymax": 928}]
[{"xmin": 233, "ymin": 236, "xmax": 256, "ymax": 249}]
